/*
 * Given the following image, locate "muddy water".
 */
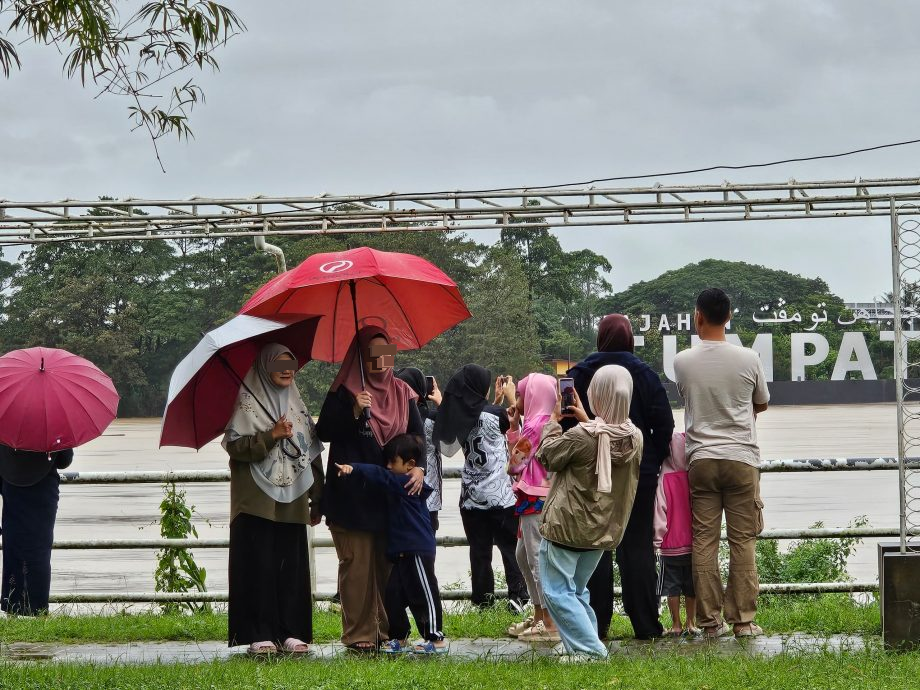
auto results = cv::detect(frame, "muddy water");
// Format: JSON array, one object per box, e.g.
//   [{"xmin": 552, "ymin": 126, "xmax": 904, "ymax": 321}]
[{"xmin": 19, "ymin": 404, "xmax": 901, "ymax": 602}]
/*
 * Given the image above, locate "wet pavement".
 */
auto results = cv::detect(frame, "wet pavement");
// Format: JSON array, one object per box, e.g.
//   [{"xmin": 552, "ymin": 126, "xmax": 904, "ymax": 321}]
[{"xmin": 0, "ymin": 634, "xmax": 873, "ymax": 665}]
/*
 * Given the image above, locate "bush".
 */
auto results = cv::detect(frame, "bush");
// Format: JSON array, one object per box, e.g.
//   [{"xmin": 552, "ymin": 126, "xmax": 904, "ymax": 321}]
[{"xmin": 721, "ymin": 516, "xmax": 868, "ymax": 600}]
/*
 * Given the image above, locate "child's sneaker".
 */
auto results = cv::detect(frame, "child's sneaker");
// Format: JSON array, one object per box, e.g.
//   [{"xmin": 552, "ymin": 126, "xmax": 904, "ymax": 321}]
[
  {"xmin": 412, "ymin": 641, "xmax": 449, "ymax": 655},
  {"xmin": 381, "ymin": 639, "xmax": 409, "ymax": 654}
]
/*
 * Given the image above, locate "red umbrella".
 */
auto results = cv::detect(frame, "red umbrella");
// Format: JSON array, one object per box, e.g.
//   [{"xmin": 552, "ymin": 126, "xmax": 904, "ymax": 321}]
[
  {"xmin": 160, "ymin": 314, "xmax": 319, "ymax": 450},
  {"xmin": 239, "ymin": 247, "xmax": 471, "ymax": 363},
  {"xmin": 0, "ymin": 347, "xmax": 119, "ymax": 452}
]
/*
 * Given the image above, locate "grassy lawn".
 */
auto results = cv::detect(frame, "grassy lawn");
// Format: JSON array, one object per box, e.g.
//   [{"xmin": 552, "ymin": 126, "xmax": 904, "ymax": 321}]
[
  {"xmin": 1, "ymin": 650, "xmax": 918, "ymax": 689},
  {"xmin": 0, "ymin": 594, "xmax": 880, "ymax": 644}
]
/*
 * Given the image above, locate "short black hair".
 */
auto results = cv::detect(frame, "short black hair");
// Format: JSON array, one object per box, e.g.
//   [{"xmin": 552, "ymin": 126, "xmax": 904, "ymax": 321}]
[
  {"xmin": 696, "ymin": 288, "xmax": 731, "ymax": 325},
  {"xmin": 382, "ymin": 433, "xmax": 424, "ymax": 466}
]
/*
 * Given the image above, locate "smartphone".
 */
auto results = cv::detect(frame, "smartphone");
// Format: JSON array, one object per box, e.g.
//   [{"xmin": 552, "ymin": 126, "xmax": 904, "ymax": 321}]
[
  {"xmin": 425, "ymin": 375, "xmax": 435, "ymax": 397},
  {"xmin": 559, "ymin": 377, "xmax": 576, "ymax": 410}
]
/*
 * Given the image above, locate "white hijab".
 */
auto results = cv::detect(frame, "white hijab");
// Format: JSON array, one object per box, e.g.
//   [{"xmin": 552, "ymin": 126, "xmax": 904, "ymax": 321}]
[
  {"xmin": 222, "ymin": 343, "xmax": 322, "ymax": 503},
  {"xmin": 579, "ymin": 364, "xmax": 642, "ymax": 493}
]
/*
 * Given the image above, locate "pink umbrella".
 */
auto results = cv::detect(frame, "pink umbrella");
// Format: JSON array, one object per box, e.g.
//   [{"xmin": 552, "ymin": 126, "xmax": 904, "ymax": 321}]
[{"xmin": 0, "ymin": 347, "xmax": 119, "ymax": 452}]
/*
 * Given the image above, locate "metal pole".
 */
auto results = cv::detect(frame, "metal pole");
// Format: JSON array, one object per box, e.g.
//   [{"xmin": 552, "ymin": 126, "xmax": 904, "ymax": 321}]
[{"xmin": 891, "ymin": 197, "xmax": 908, "ymax": 553}]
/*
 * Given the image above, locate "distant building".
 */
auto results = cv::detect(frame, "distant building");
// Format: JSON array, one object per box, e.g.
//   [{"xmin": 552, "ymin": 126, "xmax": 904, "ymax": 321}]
[
  {"xmin": 845, "ymin": 301, "xmax": 919, "ymax": 326},
  {"xmin": 547, "ymin": 358, "xmax": 574, "ymax": 377}
]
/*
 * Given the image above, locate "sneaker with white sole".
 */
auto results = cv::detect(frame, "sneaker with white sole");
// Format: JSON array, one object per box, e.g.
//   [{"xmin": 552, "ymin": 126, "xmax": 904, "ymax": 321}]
[
  {"xmin": 558, "ymin": 652, "xmax": 606, "ymax": 663},
  {"xmin": 507, "ymin": 616, "xmax": 535, "ymax": 638},
  {"xmin": 734, "ymin": 623, "xmax": 764, "ymax": 638},
  {"xmin": 703, "ymin": 622, "xmax": 732, "ymax": 639},
  {"xmin": 518, "ymin": 620, "xmax": 562, "ymax": 643}
]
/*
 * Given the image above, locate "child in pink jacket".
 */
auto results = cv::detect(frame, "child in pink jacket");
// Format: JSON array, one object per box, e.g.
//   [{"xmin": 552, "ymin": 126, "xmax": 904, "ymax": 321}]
[{"xmin": 653, "ymin": 432, "xmax": 699, "ymax": 637}]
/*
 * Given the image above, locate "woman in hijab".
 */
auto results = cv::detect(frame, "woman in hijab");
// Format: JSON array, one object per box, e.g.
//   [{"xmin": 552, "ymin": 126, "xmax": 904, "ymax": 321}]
[
  {"xmin": 395, "ymin": 367, "xmax": 443, "ymax": 528},
  {"xmin": 0, "ymin": 444, "xmax": 73, "ymax": 615},
  {"xmin": 434, "ymin": 364, "xmax": 528, "ymax": 609},
  {"xmin": 505, "ymin": 373, "xmax": 561, "ymax": 642},
  {"xmin": 564, "ymin": 314, "xmax": 675, "ymax": 640},
  {"xmin": 537, "ymin": 364, "xmax": 643, "ymax": 661},
  {"xmin": 316, "ymin": 327, "xmax": 424, "ymax": 653},
  {"xmin": 222, "ymin": 343, "xmax": 324, "ymax": 656}
]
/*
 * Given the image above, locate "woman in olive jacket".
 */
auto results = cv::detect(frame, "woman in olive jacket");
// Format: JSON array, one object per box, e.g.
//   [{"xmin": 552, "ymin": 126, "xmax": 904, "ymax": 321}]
[{"xmin": 536, "ymin": 364, "xmax": 643, "ymax": 660}]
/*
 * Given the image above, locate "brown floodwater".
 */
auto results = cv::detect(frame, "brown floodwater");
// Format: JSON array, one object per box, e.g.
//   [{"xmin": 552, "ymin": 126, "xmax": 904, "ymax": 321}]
[{"xmin": 5, "ymin": 404, "xmax": 901, "ymax": 605}]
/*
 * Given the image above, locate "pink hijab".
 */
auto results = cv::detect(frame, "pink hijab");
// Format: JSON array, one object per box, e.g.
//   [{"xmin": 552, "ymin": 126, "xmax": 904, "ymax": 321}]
[
  {"xmin": 512, "ymin": 373, "xmax": 558, "ymax": 497},
  {"xmin": 331, "ymin": 326, "xmax": 417, "ymax": 447},
  {"xmin": 518, "ymin": 373, "xmax": 558, "ymax": 455}
]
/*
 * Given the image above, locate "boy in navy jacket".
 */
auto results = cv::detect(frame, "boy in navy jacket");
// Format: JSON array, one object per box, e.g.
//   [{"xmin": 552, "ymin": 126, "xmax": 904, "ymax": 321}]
[{"xmin": 336, "ymin": 434, "xmax": 447, "ymax": 653}]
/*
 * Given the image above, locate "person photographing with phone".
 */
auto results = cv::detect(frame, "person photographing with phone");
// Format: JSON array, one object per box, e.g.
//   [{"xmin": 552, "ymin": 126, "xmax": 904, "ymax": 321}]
[
  {"xmin": 505, "ymin": 373, "xmax": 561, "ymax": 643},
  {"xmin": 435, "ymin": 365, "xmax": 528, "ymax": 610},
  {"xmin": 564, "ymin": 314, "xmax": 675, "ymax": 640},
  {"xmin": 537, "ymin": 364, "xmax": 643, "ymax": 661}
]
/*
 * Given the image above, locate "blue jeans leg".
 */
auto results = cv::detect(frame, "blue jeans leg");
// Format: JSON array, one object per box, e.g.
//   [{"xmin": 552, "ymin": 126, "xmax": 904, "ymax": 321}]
[{"xmin": 539, "ymin": 541, "xmax": 608, "ymax": 658}]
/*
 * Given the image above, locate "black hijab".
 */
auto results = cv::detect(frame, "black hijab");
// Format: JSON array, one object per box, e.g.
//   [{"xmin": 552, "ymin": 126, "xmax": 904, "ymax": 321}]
[
  {"xmin": 433, "ymin": 364, "xmax": 491, "ymax": 456},
  {"xmin": 396, "ymin": 367, "xmax": 429, "ymax": 420}
]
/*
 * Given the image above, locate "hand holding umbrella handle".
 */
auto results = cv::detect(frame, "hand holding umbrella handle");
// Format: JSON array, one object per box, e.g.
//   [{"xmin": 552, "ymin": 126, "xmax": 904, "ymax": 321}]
[{"xmin": 354, "ymin": 391, "xmax": 373, "ymax": 421}]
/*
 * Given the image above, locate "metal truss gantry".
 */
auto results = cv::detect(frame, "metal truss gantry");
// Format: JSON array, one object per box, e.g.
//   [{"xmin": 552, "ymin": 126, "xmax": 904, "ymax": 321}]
[{"xmin": 4, "ymin": 176, "xmax": 920, "ymax": 244}]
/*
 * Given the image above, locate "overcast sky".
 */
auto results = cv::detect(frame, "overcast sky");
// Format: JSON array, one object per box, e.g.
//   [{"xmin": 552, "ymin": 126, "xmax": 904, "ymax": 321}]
[{"xmin": 2, "ymin": 1, "xmax": 916, "ymax": 300}]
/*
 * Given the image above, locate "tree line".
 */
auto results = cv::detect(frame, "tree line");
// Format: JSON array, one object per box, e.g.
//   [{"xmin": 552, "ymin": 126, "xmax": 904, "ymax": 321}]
[
  {"xmin": 0, "ymin": 215, "xmax": 611, "ymax": 416},
  {"xmin": 0, "ymin": 216, "xmax": 887, "ymax": 417}
]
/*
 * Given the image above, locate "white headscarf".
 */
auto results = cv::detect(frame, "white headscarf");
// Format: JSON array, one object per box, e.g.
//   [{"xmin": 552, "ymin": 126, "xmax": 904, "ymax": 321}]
[
  {"xmin": 579, "ymin": 364, "xmax": 642, "ymax": 493},
  {"xmin": 222, "ymin": 343, "xmax": 323, "ymax": 503}
]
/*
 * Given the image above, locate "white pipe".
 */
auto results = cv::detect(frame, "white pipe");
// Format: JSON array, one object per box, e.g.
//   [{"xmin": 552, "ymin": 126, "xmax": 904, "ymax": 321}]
[{"xmin": 254, "ymin": 218, "xmax": 286, "ymax": 273}]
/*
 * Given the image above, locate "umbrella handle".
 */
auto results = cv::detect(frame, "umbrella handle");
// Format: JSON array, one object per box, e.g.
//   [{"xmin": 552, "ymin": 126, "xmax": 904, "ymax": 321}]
[{"xmin": 350, "ymin": 279, "xmax": 372, "ymax": 422}]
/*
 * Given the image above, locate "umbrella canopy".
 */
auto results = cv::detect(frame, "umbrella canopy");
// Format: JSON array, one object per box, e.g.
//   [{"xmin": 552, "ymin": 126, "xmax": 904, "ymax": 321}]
[
  {"xmin": 0, "ymin": 347, "xmax": 119, "ymax": 452},
  {"xmin": 160, "ymin": 314, "xmax": 320, "ymax": 450},
  {"xmin": 239, "ymin": 247, "xmax": 471, "ymax": 362}
]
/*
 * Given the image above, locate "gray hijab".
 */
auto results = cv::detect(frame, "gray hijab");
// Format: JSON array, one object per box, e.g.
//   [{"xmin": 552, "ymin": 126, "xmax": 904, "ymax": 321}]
[{"xmin": 222, "ymin": 343, "xmax": 322, "ymax": 503}]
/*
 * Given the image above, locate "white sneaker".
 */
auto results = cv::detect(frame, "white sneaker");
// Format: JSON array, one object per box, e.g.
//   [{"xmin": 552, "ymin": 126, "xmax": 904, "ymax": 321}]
[
  {"xmin": 507, "ymin": 616, "xmax": 535, "ymax": 637},
  {"xmin": 518, "ymin": 620, "xmax": 562, "ymax": 643},
  {"xmin": 558, "ymin": 652, "xmax": 606, "ymax": 663}
]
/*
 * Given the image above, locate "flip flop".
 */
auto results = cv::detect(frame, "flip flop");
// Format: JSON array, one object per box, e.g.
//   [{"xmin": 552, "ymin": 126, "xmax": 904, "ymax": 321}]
[
  {"xmin": 282, "ymin": 638, "xmax": 311, "ymax": 656},
  {"xmin": 247, "ymin": 641, "xmax": 278, "ymax": 657}
]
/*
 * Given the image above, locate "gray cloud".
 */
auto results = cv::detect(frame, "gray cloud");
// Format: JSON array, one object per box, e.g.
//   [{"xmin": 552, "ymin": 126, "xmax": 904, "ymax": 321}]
[{"xmin": 1, "ymin": 0, "xmax": 916, "ymax": 299}]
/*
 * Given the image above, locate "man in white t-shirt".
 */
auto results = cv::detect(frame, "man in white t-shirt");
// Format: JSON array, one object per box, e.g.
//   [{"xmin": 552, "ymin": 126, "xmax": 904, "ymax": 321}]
[{"xmin": 673, "ymin": 288, "xmax": 769, "ymax": 639}]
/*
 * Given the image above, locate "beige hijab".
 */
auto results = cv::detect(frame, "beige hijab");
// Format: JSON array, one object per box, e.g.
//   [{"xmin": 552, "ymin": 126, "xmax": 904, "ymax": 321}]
[{"xmin": 579, "ymin": 364, "xmax": 642, "ymax": 492}]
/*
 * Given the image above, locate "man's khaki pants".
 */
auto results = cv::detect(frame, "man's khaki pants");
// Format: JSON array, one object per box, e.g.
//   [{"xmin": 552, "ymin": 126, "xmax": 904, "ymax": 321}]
[{"xmin": 689, "ymin": 458, "xmax": 764, "ymax": 629}]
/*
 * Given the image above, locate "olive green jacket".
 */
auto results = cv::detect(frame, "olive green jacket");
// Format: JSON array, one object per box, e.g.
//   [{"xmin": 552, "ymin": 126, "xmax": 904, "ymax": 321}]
[
  {"xmin": 226, "ymin": 430, "xmax": 324, "ymax": 525},
  {"xmin": 537, "ymin": 420, "xmax": 642, "ymax": 551}
]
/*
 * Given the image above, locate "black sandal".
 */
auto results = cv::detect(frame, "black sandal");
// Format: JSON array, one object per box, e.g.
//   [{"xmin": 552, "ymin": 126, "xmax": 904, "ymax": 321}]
[{"xmin": 344, "ymin": 642, "xmax": 378, "ymax": 654}]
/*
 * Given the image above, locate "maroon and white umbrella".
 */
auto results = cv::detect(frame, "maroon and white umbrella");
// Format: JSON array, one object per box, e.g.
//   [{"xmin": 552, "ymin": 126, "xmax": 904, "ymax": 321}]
[{"xmin": 160, "ymin": 314, "xmax": 319, "ymax": 450}]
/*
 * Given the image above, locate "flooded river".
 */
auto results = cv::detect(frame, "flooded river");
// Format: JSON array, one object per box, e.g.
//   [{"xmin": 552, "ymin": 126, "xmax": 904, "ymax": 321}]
[{"xmin": 21, "ymin": 404, "xmax": 902, "ymax": 604}]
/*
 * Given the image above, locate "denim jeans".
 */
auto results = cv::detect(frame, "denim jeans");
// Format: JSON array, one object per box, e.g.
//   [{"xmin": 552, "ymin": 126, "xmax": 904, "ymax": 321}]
[{"xmin": 538, "ymin": 540, "xmax": 608, "ymax": 658}]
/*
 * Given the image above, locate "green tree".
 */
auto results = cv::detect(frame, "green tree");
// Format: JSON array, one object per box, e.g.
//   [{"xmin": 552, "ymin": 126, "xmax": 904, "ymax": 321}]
[
  {"xmin": 499, "ymin": 207, "xmax": 612, "ymax": 362},
  {"xmin": 0, "ymin": 1, "xmax": 245, "ymax": 169},
  {"xmin": 601, "ymin": 259, "xmax": 877, "ymax": 381}
]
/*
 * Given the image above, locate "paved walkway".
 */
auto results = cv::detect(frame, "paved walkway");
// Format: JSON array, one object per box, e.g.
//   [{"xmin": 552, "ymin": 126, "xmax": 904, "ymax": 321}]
[{"xmin": 0, "ymin": 635, "xmax": 871, "ymax": 664}]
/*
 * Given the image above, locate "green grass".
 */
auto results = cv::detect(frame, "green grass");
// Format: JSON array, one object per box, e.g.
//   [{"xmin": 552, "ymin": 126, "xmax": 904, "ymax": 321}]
[
  {"xmin": 0, "ymin": 595, "xmax": 880, "ymax": 644},
  {"xmin": 1, "ymin": 650, "xmax": 918, "ymax": 689}
]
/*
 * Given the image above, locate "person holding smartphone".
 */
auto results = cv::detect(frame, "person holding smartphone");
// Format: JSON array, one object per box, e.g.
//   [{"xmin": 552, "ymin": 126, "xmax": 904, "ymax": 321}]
[
  {"xmin": 434, "ymin": 365, "xmax": 528, "ymax": 610},
  {"xmin": 563, "ymin": 314, "xmax": 675, "ymax": 640}
]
